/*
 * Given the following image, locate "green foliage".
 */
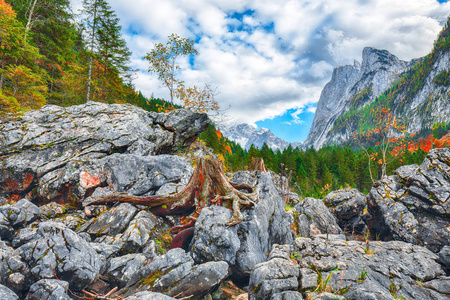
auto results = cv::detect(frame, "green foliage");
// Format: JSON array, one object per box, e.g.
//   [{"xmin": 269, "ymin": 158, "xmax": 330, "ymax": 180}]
[
  {"xmin": 332, "ymin": 16, "xmax": 450, "ymax": 138},
  {"xmin": 433, "ymin": 69, "xmax": 450, "ymax": 87}
]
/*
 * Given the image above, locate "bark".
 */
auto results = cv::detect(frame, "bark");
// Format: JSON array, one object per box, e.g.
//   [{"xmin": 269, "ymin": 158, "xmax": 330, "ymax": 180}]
[
  {"xmin": 25, "ymin": 0, "xmax": 39, "ymax": 42},
  {"xmin": 248, "ymin": 157, "xmax": 268, "ymax": 172},
  {"xmin": 85, "ymin": 158, "xmax": 259, "ymax": 248}
]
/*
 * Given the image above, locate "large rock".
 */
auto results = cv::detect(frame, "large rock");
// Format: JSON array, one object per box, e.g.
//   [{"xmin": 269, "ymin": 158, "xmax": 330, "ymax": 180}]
[
  {"xmin": 18, "ymin": 221, "xmax": 104, "ymax": 291},
  {"xmin": 293, "ymin": 236, "xmax": 449, "ymax": 299},
  {"xmin": 122, "ymin": 248, "xmax": 229, "ymax": 299},
  {"xmin": 324, "ymin": 188, "xmax": 368, "ymax": 235},
  {"xmin": 249, "ymin": 245, "xmax": 302, "ymax": 300},
  {"xmin": 0, "ymin": 284, "xmax": 19, "ymax": 300},
  {"xmin": 191, "ymin": 171, "xmax": 294, "ymax": 279},
  {"xmin": 0, "ymin": 102, "xmax": 208, "ymax": 204},
  {"xmin": 79, "ymin": 203, "xmax": 138, "ymax": 236},
  {"xmin": 293, "ymin": 197, "xmax": 343, "ymax": 237},
  {"xmin": 0, "ymin": 241, "xmax": 30, "ymax": 290},
  {"xmin": 26, "ymin": 279, "xmax": 70, "ymax": 300},
  {"xmin": 367, "ymin": 148, "xmax": 450, "ymax": 252},
  {"xmin": 0, "ymin": 199, "xmax": 42, "ymax": 227}
]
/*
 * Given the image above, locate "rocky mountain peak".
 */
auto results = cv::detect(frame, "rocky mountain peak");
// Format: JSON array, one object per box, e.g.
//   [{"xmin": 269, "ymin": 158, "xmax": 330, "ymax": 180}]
[
  {"xmin": 304, "ymin": 46, "xmax": 411, "ymax": 149},
  {"xmin": 220, "ymin": 123, "xmax": 290, "ymax": 151}
]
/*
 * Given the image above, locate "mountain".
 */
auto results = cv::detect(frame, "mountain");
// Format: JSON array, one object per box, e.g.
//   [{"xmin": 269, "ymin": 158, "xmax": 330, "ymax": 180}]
[
  {"xmin": 305, "ymin": 18, "xmax": 450, "ymax": 149},
  {"xmin": 220, "ymin": 123, "xmax": 298, "ymax": 151}
]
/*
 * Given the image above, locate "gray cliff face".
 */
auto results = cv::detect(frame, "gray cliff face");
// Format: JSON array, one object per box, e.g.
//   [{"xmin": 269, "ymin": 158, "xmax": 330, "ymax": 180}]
[
  {"xmin": 220, "ymin": 123, "xmax": 293, "ymax": 151},
  {"xmin": 304, "ymin": 47, "xmax": 411, "ymax": 149}
]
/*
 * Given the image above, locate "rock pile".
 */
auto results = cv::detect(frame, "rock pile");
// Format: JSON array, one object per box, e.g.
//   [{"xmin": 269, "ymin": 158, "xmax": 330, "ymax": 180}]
[{"xmin": 0, "ymin": 103, "xmax": 449, "ymax": 299}]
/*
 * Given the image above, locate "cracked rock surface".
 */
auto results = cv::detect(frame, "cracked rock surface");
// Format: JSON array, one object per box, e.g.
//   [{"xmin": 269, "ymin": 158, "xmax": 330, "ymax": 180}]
[
  {"xmin": 0, "ymin": 102, "xmax": 208, "ymax": 204},
  {"xmin": 18, "ymin": 221, "xmax": 104, "ymax": 291},
  {"xmin": 367, "ymin": 148, "xmax": 450, "ymax": 252}
]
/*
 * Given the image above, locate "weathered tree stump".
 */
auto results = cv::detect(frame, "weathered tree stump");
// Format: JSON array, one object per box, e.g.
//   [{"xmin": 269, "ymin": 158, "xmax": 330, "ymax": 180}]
[
  {"xmin": 248, "ymin": 157, "xmax": 268, "ymax": 172},
  {"xmin": 84, "ymin": 158, "xmax": 259, "ymax": 249}
]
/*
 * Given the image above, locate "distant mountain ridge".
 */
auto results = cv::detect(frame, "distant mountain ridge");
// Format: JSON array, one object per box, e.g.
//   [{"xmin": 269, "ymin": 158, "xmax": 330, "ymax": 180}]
[
  {"xmin": 304, "ymin": 17, "xmax": 450, "ymax": 149},
  {"xmin": 220, "ymin": 123, "xmax": 302, "ymax": 151}
]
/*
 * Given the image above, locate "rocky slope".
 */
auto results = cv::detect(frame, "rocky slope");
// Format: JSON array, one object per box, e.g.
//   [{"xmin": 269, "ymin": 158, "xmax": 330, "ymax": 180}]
[
  {"xmin": 304, "ymin": 47, "xmax": 412, "ymax": 149},
  {"xmin": 0, "ymin": 103, "xmax": 449, "ymax": 299},
  {"xmin": 220, "ymin": 123, "xmax": 294, "ymax": 151},
  {"xmin": 305, "ymin": 19, "xmax": 450, "ymax": 149}
]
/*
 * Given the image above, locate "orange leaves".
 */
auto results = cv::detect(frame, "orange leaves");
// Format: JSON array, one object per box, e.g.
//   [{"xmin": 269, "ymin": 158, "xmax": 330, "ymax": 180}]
[
  {"xmin": 176, "ymin": 83, "xmax": 220, "ymax": 114},
  {"xmin": 216, "ymin": 130, "xmax": 222, "ymax": 139}
]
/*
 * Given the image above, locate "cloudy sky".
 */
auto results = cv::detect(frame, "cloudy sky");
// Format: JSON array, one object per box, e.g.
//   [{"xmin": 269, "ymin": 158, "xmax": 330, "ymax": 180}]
[{"xmin": 74, "ymin": 0, "xmax": 450, "ymax": 142}]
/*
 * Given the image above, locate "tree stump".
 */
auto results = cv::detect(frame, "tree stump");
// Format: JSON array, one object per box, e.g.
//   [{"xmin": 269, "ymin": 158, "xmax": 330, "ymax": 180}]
[
  {"xmin": 248, "ymin": 157, "xmax": 268, "ymax": 172},
  {"xmin": 84, "ymin": 158, "xmax": 259, "ymax": 249}
]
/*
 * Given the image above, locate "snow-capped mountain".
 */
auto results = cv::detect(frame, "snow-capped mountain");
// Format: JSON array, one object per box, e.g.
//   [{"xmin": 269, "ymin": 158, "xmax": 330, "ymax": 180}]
[{"xmin": 220, "ymin": 123, "xmax": 301, "ymax": 151}]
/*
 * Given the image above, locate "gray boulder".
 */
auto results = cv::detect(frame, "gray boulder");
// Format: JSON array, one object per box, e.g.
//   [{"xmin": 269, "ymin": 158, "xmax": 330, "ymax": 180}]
[
  {"xmin": 249, "ymin": 245, "xmax": 301, "ymax": 300},
  {"xmin": 191, "ymin": 171, "xmax": 294, "ymax": 279},
  {"xmin": 18, "ymin": 221, "xmax": 104, "ymax": 291},
  {"xmin": 0, "ymin": 241, "xmax": 30, "ymax": 288},
  {"xmin": 123, "ymin": 291, "xmax": 176, "ymax": 300},
  {"xmin": 26, "ymin": 279, "xmax": 70, "ymax": 300},
  {"xmin": 0, "ymin": 102, "xmax": 208, "ymax": 204},
  {"xmin": 0, "ymin": 199, "xmax": 42, "ymax": 227},
  {"xmin": 122, "ymin": 248, "xmax": 229, "ymax": 299},
  {"xmin": 165, "ymin": 261, "xmax": 230, "ymax": 298},
  {"xmin": 367, "ymin": 148, "xmax": 450, "ymax": 252},
  {"xmin": 324, "ymin": 188, "xmax": 368, "ymax": 235},
  {"xmin": 78, "ymin": 203, "xmax": 138, "ymax": 236},
  {"xmin": 293, "ymin": 197, "xmax": 343, "ymax": 237},
  {"xmin": 293, "ymin": 236, "xmax": 449, "ymax": 299},
  {"xmin": 0, "ymin": 284, "xmax": 19, "ymax": 300},
  {"xmin": 106, "ymin": 254, "xmax": 148, "ymax": 288}
]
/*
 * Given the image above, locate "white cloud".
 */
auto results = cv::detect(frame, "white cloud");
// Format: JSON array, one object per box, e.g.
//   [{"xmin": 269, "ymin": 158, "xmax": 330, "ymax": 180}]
[{"xmin": 97, "ymin": 0, "xmax": 450, "ymax": 128}]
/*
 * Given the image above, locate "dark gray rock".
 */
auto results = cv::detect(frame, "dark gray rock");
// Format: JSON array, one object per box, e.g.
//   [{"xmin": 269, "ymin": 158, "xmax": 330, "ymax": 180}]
[
  {"xmin": 0, "ymin": 102, "xmax": 209, "ymax": 204},
  {"xmin": 293, "ymin": 197, "xmax": 343, "ymax": 237},
  {"xmin": 0, "ymin": 284, "xmax": 19, "ymax": 300},
  {"xmin": 124, "ymin": 248, "xmax": 194, "ymax": 294},
  {"xmin": 0, "ymin": 241, "xmax": 30, "ymax": 287},
  {"xmin": 0, "ymin": 199, "xmax": 42, "ymax": 227},
  {"xmin": 324, "ymin": 188, "xmax": 368, "ymax": 235},
  {"xmin": 26, "ymin": 279, "xmax": 70, "ymax": 300},
  {"xmin": 249, "ymin": 245, "xmax": 300, "ymax": 300},
  {"xmin": 106, "ymin": 254, "xmax": 147, "ymax": 288},
  {"xmin": 18, "ymin": 221, "xmax": 104, "ymax": 291},
  {"xmin": 293, "ymin": 236, "xmax": 449, "ymax": 299},
  {"xmin": 120, "ymin": 211, "xmax": 158, "ymax": 253},
  {"xmin": 439, "ymin": 246, "xmax": 450, "ymax": 271},
  {"xmin": 123, "ymin": 291, "xmax": 176, "ymax": 300},
  {"xmin": 122, "ymin": 248, "xmax": 229, "ymax": 299},
  {"xmin": 367, "ymin": 148, "xmax": 450, "ymax": 252},
  {"xmin": 191, "ymin": 171, "xmax": 294, "ymax": 279},
  {"xmin": 165, "ymin": 261, "xmax": 230, "ymax": 298},
  {"xmin": 78, "ymin": 203, "xmax": 138, "ymax": 236},
  {"xmin": 6, "ymin": 273, "xmax": 26, "ymax": 297},
  {"xmin": 0, "ymin": 211, "xmax": 12, "ymax": 239}
]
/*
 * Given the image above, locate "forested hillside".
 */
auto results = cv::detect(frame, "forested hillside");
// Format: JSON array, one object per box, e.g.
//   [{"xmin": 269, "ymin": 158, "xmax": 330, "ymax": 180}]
[
  {"xmin": 330, "ymin": 17, "xmax": 450, "ymax": 143},
  {"xmin": 0, "ymin": 0, "xmax": 142, "ymax": 114}
]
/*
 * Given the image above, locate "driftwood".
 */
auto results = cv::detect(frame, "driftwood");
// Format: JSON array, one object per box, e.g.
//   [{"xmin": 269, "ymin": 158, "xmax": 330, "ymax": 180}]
[{"xmin": 84, "ymin": 158, "xmax": 259, "ymax": 249}]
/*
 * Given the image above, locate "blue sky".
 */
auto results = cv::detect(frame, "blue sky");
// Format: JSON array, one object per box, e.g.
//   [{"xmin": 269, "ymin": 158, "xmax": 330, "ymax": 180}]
[{"xmin": 74, "ymin": 0, "xmax": 450, "ymax": 143}]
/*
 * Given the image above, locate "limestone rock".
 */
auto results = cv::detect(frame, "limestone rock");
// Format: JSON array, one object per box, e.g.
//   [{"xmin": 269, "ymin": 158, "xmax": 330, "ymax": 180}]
[
  {"xmin": 18, "ymin": 221, "xmax": 104, "ymax": 291},
  {"xmin": 249, "ymin": 245, "xmax": 300, "ymax": 300},
  {"xmin": 0, "ymin": 102, "xmax": 208, "ymax": 204},
  {"xmin": 324, "ymin": 188, "xmax": 368, "ymax": 235},
  {"xmin": 367, "ymin": 148, "xmax": 450, "ymax": 252},
  {"xmin": 26, "ymin": 279, "xmax": 70, "ymax": 300},
  {"xmin": 293, "ymin": 236, "xmax": 448, "ymax": 299},
  {"xmin": 191, "ymin": 171, "xmax": 293, "ymax": 279},
  {"xmin": 293, "ymin": 198, "xmax": 343, "ymax": 237}
]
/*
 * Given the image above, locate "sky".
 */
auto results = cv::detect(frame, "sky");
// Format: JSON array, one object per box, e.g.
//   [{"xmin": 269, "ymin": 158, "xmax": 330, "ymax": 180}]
[{"xmin": 73, "ymin": 0, "xmax": 450, "ymax": 143}]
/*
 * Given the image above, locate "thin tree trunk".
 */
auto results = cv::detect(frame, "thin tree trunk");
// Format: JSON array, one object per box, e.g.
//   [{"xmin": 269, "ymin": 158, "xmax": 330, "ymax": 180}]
[
  {"xmin": 25, "ymin": 0, "xmax": 39, "ymax": 42},
  {"xmin": 0, "ymin": 54, "xmax": 5, "ymax": 89},
  {"xmin": 87, "ymin": 1, "xmax": 98, "ymax": 102}
]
